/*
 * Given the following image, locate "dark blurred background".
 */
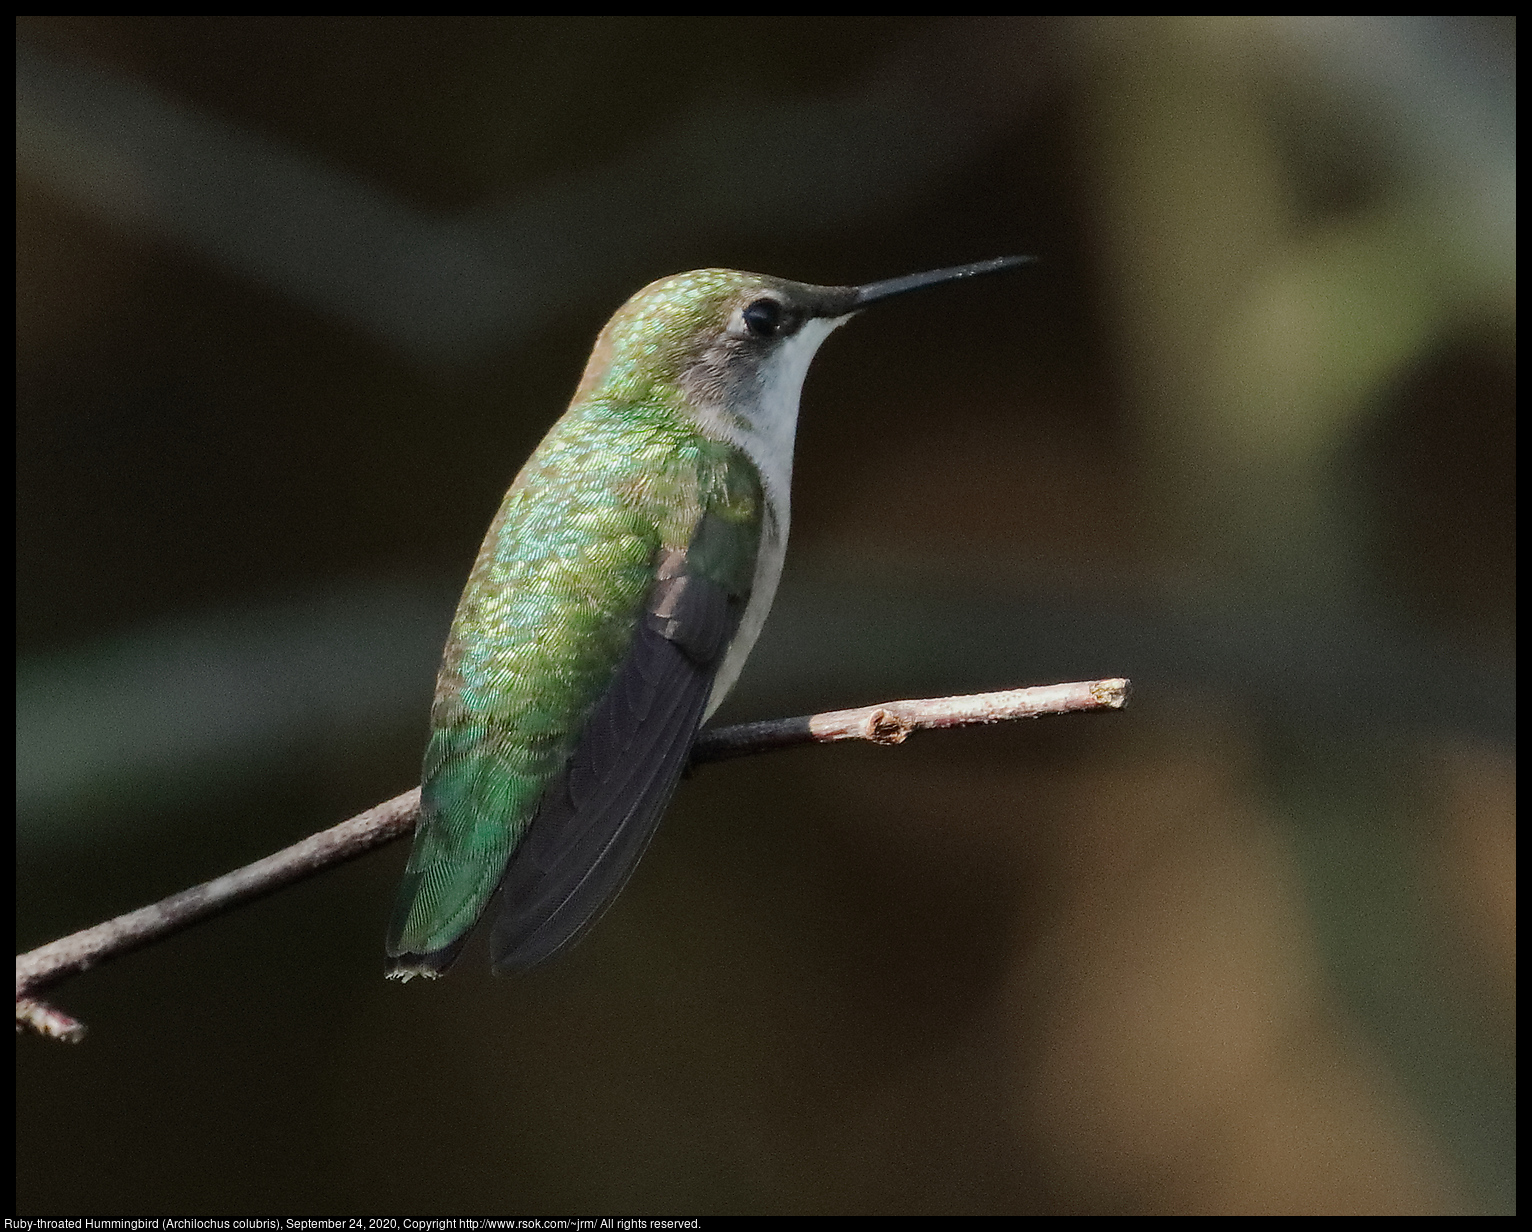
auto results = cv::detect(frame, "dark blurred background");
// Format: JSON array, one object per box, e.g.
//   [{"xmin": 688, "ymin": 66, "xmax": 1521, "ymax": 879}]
[{"xmin": 16, "ymin": 16, "xmax": 1514, "ymax": 1215}]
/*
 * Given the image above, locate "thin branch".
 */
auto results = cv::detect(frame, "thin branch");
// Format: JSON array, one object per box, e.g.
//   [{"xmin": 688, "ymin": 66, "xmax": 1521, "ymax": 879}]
[
  {"xmin": 16, "ymin": 677, "xmax": 1128, "ymax": 1041},
  {"xmin": 692, "ymin": 677, "xmax": 1129, "ymax": 762},
  {"xmin": 16, "ymin": 996, "xmax": 87, "ymax": 1044},
  {"xmin": 15, "ymin": 790, "xmax": 420, "ymax": 1003}
]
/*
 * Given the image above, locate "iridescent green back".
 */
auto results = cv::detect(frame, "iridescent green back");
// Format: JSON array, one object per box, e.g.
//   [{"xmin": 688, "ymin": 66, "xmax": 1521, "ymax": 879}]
[{"xmin": 387, "ymin": 399, "xmax": 762, "ymax": 959}]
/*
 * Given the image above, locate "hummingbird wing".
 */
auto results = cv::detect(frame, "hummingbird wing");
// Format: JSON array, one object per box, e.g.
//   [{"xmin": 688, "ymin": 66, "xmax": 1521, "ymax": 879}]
[
  {"xmin": 488, "ymin": 505, "xmax": 758, "ymax": 970},
  {"xmin": 386, "ymin": 436, "xmax": 763, "ymax": 978}
]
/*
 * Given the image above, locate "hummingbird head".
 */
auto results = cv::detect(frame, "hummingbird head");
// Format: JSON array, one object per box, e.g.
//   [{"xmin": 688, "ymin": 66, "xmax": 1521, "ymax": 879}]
[{"xmin": 575, "ymin": 256, "xmax": 1033, "ymax": 507}]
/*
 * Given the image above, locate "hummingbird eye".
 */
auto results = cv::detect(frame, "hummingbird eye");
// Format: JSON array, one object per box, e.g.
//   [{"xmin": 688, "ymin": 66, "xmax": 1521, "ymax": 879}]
[{"xmin": 741, "ymin": 298, "xmax": 784, "ymax": 338}]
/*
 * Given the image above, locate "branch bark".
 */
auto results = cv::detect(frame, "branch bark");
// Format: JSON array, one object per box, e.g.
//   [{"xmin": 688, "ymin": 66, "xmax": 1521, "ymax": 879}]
[{"xmin": 16, "ymin": 676, "xmax": 1128, "ymax": 1042}]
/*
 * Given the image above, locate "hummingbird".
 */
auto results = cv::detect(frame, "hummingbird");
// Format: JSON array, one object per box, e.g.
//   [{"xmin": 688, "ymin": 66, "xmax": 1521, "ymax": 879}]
[{"xmin": 385, "ymin": 255, "xmax": 1031, "ymax": 980}]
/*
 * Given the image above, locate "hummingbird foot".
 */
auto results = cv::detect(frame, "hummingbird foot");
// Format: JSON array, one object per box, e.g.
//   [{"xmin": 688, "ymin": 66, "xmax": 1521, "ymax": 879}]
[{"xmin": 384, "ymin": 965, "xmax": 442, "ymax": 983}]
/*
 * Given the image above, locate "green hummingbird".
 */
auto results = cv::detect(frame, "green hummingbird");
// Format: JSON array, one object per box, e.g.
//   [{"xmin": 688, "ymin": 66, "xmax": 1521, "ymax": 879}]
[{"xmin": 385, "ymin": 255, "xmax": 1031, "ymax": 979}]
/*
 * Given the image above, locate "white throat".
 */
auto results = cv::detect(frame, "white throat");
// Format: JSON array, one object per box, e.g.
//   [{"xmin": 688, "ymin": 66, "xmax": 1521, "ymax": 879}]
[
  {"xmin": 695, "ymin": 313, "xmax": 846, "ymax": 715},
  {"xmin": 732, "ymin": 315, "xmax": 843, "ymax": 518}
]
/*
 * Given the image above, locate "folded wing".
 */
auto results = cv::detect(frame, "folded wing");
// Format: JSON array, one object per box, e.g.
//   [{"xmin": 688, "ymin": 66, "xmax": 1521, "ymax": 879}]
[{"xmin": 489, "ymin": 512, "xmax": 751, "ymax": 970}]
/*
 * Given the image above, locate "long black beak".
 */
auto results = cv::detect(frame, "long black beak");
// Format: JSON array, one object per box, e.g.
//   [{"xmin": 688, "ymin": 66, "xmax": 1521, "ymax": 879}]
[{"xmin": 850, "ymin": 255, "xmax": 1034, "ymax": 309}]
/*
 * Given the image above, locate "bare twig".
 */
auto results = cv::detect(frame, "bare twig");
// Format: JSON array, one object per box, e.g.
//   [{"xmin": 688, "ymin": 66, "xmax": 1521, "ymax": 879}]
[
  {"xmin": 692, "ymin": 677, "xmax": 1129, "ymax": 762},
  {"xmin": 15, "ymin": 790, "xmax": 420, "ymax": 1006},
  {"xmin": 16, "ymin": 677, "xmax": 1128, "ymax": 1040},
  {"xmin": 16, "ymin": 996, "xmax": 88, "ymax": 1044}
]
